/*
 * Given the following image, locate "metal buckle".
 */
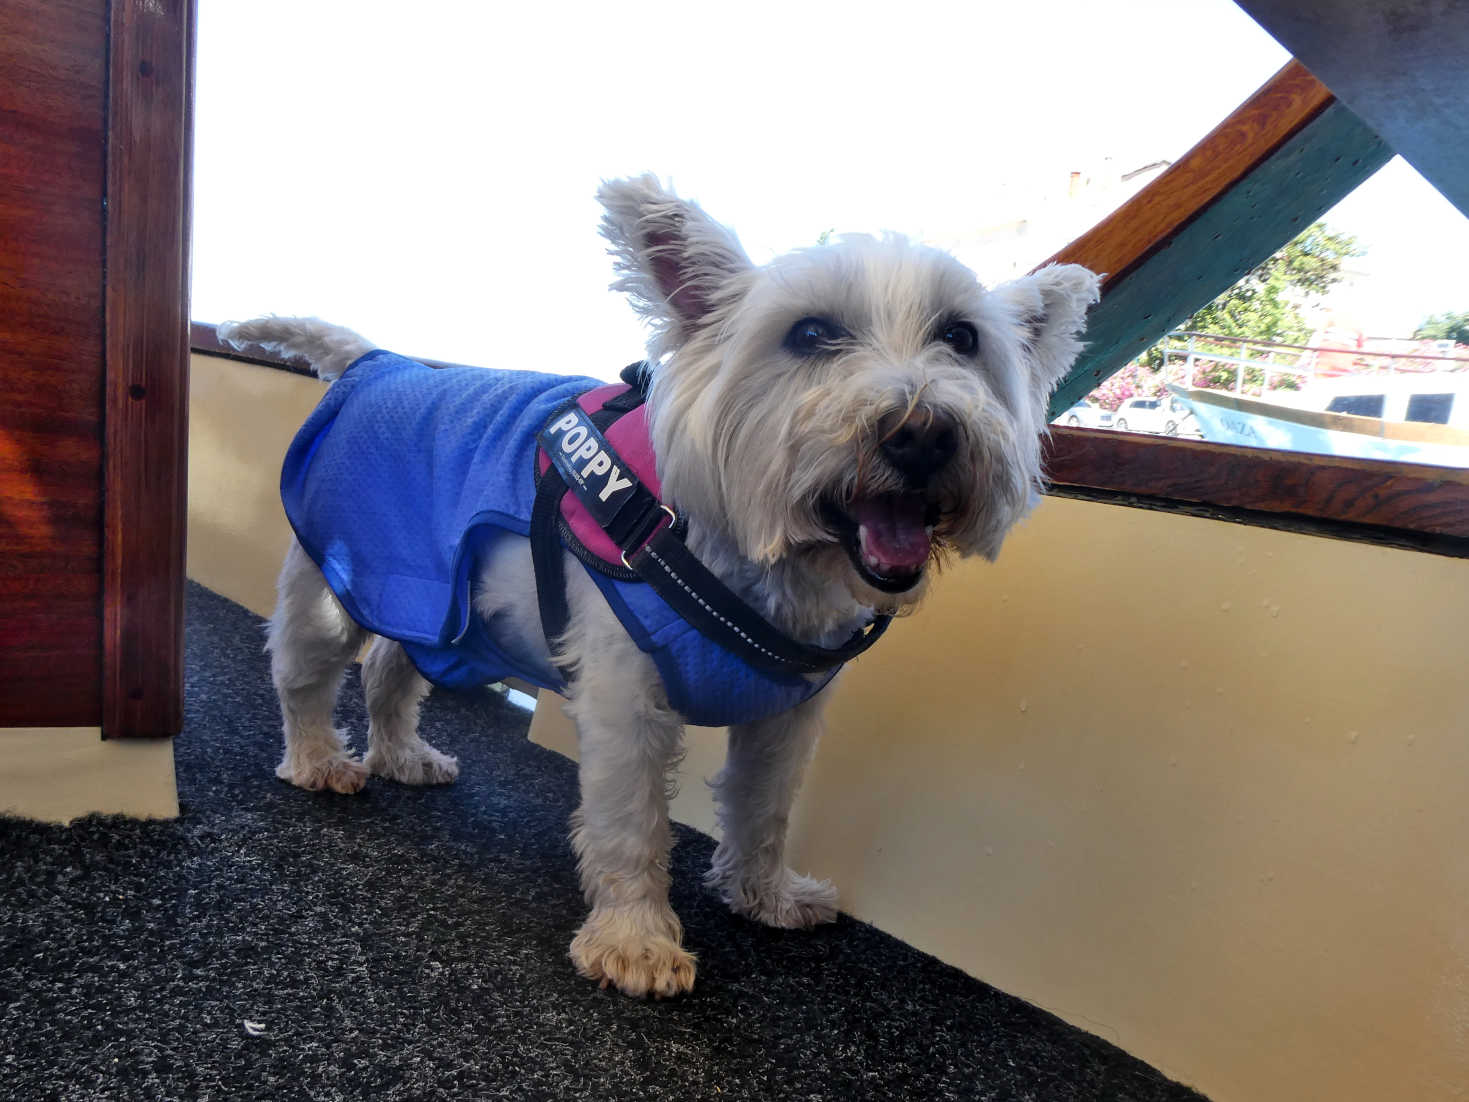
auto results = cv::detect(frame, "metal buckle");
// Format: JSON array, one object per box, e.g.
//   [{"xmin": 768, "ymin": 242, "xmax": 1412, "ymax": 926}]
[{"xmin": 620, "ymin": 503, "xmax": 677, "ymax": 570}]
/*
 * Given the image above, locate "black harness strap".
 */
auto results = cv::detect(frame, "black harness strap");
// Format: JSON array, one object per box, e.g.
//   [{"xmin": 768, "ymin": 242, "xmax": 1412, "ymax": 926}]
[
  {"xmin": 624, "ymin": 526, "xmax": 890, "ymax": 675},
  {"xmin": 530, "ymin": 364, "xmax": 891, "ymax": 681},
  {"xmin": 530, "ymin": 364, "xmax": 651, "ymax": 679},
  {"xmin": 529, "ymin": 464, "xmax": 574, "ymax": 679}
]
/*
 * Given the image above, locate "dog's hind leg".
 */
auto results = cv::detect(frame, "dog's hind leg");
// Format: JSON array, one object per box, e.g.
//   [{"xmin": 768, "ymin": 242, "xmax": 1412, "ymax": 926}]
[
  {"xmin": 267, "ymin": 540, "xmax": 370, "ymax": 794},
  {"xmin": 705, "ymin": 693, "xmax": 839, "ymax": 928},
  {"xmin": 361, "ymin": 637, "xmax": 459, "ymax": 785}
]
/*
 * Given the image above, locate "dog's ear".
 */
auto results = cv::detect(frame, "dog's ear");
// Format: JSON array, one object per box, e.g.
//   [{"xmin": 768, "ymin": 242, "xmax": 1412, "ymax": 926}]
[
  {"xmin": 598, "ymin": 175, "xmax": 754, "ymax": 350},
  {"xmin": 990, "ymin": 263, "xmax": 1101, "ymax": 396}
]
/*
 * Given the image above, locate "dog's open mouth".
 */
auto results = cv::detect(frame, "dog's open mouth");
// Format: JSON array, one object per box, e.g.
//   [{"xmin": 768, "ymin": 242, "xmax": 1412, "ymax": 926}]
[{"xmin": 825, "ymin": 494, "xmax": 937, "ymax": 593}]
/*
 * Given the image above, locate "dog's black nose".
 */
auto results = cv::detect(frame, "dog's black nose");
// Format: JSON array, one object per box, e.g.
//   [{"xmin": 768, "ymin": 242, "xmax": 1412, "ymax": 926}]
[{"xmin": 881, "ymin": 413, "xmax": 959, "ymax": 484}]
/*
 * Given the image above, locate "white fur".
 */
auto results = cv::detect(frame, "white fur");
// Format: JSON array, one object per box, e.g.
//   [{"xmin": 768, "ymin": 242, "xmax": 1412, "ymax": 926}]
[
  {"xmin": 216, "ymin": 316, "xmax": 375, "ymax": 381},
  {"xmin": 222, "ymin": 175, "xmax": 1097, "ymax": 998}
]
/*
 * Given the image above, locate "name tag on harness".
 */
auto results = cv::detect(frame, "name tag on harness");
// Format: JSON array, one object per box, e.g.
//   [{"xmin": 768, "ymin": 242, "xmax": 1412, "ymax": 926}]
[{"xmin": 539, "ymin": 405, "xmax": 639, "ymax": 530}]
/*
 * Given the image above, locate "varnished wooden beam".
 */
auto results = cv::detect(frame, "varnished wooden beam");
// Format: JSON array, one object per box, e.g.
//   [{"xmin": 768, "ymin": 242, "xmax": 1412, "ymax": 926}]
[
  {"xmin": 1016, "ymin": 58, "xmax": 1467, "ymax": 558},
  {"xmin": 1045, "ymin": 427, "xmax": 1469, "ymax": 554},
  {"xmin": 103, "ymin": 0, "xmax": 195, "ymax": 737},
  {"xmin": 0, "ymin": 0, "xmax": 108, "ymax": 728},
  {"xmin": 1039, "ymin": 61, "xmax": 1335, "ymax": 292},
  {"xmin": 1037, "ymin": 61, "xmax": 1392, "ymax": 416}
]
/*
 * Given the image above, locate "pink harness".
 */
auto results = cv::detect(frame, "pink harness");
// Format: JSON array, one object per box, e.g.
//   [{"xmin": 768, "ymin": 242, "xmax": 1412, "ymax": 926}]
[{"xmin": 537, "ymin": 383, "xmax": 661, "ymax": 569}]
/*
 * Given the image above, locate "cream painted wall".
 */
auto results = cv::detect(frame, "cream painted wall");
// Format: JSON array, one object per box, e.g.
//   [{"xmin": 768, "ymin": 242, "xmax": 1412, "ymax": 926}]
[
  {"xmin": 532, "ymin": 496, "xmax": 1469, "ymax": 1101},
  {"xmin": 191, "ymin": 351, "xmax": 1469, "ymax": 1102},
  {"xmin": 187, "ymin": 353, "xmax": 324, "ymax": 616},
  {"xmin": 0, "ymin": 729, "xmax": 178, "ymax": 823}
]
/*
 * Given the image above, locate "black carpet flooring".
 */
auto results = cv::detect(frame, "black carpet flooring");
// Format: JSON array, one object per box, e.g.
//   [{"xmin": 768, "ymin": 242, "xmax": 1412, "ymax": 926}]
[{"xmin": 1, "ymin": 582, "xmax": 1207, "ymax": 1101}]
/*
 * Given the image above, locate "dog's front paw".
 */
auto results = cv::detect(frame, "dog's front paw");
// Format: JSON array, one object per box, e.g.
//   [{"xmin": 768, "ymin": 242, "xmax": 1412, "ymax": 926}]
[
  {"xmin": 713, "ymin": 867, "xmax": 839, "ymax": 929},
  {"xmin": 570, "ymin": 906, "xmax": 697, "ymax": 998},
  {"xmin": 276, "ymin": 753, "xmax": 369, "ymax": 794}
]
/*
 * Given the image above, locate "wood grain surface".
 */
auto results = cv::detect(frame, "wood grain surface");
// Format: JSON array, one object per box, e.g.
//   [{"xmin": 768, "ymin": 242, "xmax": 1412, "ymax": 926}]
[
  {"xmin": 0, "ymin": 0, "xmax": 108, "ymax": 726},
  {"xmin": 103, "ymin": 0, "xmax": 194, "ymax": 737},
  {"xmin": 0, "ymin": 0, "xmax": 193, "ymax": 734},
  {"xmin": 1045, "ymin": 427, "xmax": 1469, "ymax": 547}
]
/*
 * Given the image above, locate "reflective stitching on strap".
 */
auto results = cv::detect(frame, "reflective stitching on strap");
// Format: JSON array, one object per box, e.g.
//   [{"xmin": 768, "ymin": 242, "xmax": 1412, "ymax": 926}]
[{"xmin": 642, "ymin": 545, "xmax": 784, "ymax": 664}]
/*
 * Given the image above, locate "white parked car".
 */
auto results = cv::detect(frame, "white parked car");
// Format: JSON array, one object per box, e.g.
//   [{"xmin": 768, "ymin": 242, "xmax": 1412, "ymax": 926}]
[
  {"xmin": 1055, "ymin": 401, "xmax": 1115, "ymax": 429},
  {"xmin": 1112, "ymin": 396, "xmax": 1191, "ymax": 435}
]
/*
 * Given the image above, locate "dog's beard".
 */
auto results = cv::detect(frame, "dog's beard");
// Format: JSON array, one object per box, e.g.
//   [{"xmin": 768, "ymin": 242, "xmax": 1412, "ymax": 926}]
[{"xmin": 791, "ymin": 425, "xmax": 1032, "ymax": 609}]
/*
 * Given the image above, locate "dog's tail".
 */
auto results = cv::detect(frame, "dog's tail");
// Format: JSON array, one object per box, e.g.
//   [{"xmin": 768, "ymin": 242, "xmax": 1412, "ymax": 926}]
[{"xmin": 215, "ymin": 316, "xmax": 375, "ymax": 382}]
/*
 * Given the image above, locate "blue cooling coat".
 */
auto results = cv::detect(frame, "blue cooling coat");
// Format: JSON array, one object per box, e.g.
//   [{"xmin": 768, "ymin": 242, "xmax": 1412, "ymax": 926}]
[{"xmin": 280, "ymin": 350, "xmax": 837, "ymax": 727}]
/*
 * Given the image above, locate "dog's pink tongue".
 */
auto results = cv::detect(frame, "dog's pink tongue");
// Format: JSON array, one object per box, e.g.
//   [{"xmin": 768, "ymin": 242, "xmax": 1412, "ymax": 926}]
[{"xmin": 852, "ymin": 496, "xmax": 931, "ymax": 572}]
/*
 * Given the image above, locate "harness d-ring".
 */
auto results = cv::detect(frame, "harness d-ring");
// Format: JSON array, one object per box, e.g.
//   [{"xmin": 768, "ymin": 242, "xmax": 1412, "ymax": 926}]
[{"xmin": 620, "ymin": 504, "xmax": 678, "ymax": 570}]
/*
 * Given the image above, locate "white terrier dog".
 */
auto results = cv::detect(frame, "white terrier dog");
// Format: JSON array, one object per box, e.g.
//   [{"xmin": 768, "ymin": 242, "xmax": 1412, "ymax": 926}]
[{"xmin": 220, "ymin": 175, "xmax": 1098, "ymax": 999}]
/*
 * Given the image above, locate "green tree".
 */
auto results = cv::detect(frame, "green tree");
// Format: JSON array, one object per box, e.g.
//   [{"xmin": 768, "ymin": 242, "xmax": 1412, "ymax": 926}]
[
  {"xmin": 1181, "ymin": 221, "xmax": 1361, "ymax": 343},
  {"xmin": 1413, "ymin": 311, "xmax": 1469, "ymax": 344},
  {"xmin": 1138, "ymin": 221, "xmax": 1362, "ymax": 375}
]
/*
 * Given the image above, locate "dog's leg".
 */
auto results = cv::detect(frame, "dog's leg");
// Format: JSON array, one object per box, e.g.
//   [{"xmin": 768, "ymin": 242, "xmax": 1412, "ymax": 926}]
[
  {"xmin": 267, "ymin": 540, "xmax": 370, "ymax": 794},
  {"xmin": 560, "ymin": 616, "xmax": 694, "ymax": 997},
  {"xmin": 705, "ymin": 693, "xmax": 839, "ymax": 928},
  {"xmin": 473, "ymin": 535, "xmax": 694, "ymax": 995},
  {"xmin": 566, "ymin": 691, "xmax": 693, "ymax": 998},
  {"xmin": 361, "ymin": 636, "xmax": 458, "ymax": 785}
]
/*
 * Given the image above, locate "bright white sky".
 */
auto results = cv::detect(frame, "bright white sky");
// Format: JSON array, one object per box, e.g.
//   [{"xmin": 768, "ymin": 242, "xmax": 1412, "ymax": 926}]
[{"xmin": 192, "ymin": 0, "xmax": 1469, "ymax": 370}]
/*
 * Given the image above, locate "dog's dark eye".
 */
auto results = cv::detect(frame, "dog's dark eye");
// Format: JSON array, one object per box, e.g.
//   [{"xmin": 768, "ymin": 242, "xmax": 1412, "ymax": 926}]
[
  {"xmin": 939, "ymin": 321, "xmax": 979, "ymax": 357},
  {"xmin": 784, "ymin": 316, "xmax": 846, "ymax": 356}
]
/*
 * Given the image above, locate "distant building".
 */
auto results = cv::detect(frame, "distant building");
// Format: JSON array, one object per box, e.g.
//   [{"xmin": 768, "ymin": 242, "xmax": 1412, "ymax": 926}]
[{"xmin": 941, "ymin": 157, "xmax": 1171, "ymax": 282}]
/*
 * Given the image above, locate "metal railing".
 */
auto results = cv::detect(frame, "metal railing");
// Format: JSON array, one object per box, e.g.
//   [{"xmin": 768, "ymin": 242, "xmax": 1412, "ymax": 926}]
[{"xmin": 1157, "ymin": 331, "xmax": 1469, "ymax": 397}]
